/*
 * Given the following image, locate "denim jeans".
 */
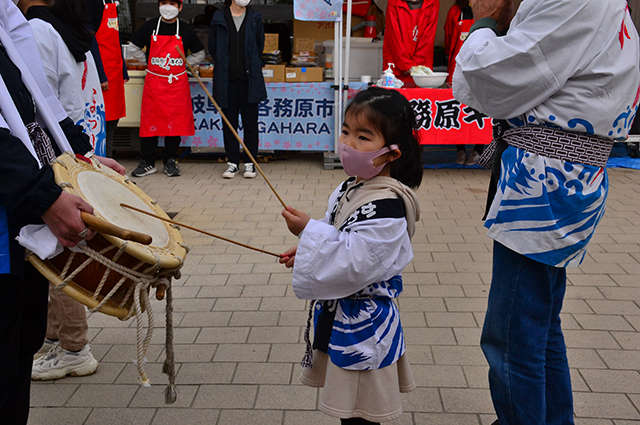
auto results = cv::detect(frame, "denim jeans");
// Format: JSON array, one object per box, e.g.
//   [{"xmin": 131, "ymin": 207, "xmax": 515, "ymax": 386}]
[{"xmin": 481, "ymin": 241, "xmax": 574, "ymax": 425}]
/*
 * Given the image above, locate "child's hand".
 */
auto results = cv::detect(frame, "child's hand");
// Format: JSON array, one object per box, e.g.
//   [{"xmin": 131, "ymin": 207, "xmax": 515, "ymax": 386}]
[
  {"xmin": 279, "ymin": 246, "xmax": 297, "ymax": 268},
  {"xmin": 281, "ymin": 206, "xmax": 310, "ymax": 237}
]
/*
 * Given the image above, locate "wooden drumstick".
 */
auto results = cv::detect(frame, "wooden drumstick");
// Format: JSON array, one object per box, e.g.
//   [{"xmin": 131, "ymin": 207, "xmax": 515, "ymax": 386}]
[
  {"xmin": 81, "ymin": 212, "xmax": 153, "ymax": 245},
  {"xmin": 174, "ymin": 46, "xmax": 288, "ymax": 209},
  {"xmin": 120, "ymin": 203, "xmax": 283, "ymax": 258}
]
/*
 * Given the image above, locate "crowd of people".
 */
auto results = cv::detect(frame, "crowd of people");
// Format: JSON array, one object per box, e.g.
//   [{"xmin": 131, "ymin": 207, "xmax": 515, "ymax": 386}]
[{"xmin": 0, "ymin": 0, "xmax": 638, "ymax": 425}]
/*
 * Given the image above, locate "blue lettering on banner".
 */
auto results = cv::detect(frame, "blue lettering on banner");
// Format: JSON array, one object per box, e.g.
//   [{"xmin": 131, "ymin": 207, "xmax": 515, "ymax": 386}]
[{"xmin": 183, "ymin": 81, "xmax": 369, "ymax": 151}]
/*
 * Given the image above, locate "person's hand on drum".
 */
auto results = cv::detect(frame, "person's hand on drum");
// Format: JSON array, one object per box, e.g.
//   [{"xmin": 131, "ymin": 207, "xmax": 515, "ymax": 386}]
[
  {"xmin": 96, "ymin": 156, "xmax": 126, "ymax": 176},
  {"xmin": 42, "ymin": 191, "xmax": 96, "ymax": 247}
]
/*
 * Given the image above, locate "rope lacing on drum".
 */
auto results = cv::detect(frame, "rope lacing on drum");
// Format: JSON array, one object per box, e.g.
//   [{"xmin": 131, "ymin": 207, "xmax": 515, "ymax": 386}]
[{"xmin": 55, "ymin": 242, "xmax": 179, "ymax": 401}]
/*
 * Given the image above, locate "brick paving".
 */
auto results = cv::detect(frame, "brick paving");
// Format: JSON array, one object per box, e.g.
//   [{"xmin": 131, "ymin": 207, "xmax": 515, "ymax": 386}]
[{"xmin": 28, "ymin": 153, "xmax": 640, "ymax": 424}]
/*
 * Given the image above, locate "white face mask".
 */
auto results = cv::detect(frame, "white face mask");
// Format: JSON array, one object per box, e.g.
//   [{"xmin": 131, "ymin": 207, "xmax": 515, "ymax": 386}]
[
  {"xmin": 234, "ymin": 0, "xmax": 250, "ymax": 7},
  {"xmin": 159, "ymin": 4, "xmax": 180, "ymax": 20}
]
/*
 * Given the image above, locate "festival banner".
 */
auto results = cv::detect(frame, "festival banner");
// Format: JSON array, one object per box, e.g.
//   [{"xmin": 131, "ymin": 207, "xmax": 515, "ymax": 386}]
[
  {"xmin": 397, "ymin": 88, "xmax": 493, "ymax": 145},
  {"xmin": 177, "ymin": 82, "xmax": 491, "ymax": 150}
]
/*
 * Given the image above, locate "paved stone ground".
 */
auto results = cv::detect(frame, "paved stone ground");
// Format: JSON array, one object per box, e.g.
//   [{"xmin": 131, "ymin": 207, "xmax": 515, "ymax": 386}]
[{"xmin": 28, "ymin": 153, "xmax": 640, "ymax": 425}]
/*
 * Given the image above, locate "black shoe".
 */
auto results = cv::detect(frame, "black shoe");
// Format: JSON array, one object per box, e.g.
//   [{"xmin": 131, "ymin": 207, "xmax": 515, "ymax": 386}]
[
  {"xmin": 131, "ymin": 161, "xmax": 157, "ymax": 177},
  {"xmin": 491, "ymin": 421, "xmax": 500, "ymax": 425},
  {"xmin": 163, "ymin": 158, "xmax": 181, "ymax": 177}
]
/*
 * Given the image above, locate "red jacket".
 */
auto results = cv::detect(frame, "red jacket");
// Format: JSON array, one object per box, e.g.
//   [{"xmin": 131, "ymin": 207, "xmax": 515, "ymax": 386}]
[
  {"xmin": 382, "ymin": 0, "xmax": 439, "ymax": 86},
  {"xmin": 444, "ymin": 4, "xmax": 474, "ymax": 83}
]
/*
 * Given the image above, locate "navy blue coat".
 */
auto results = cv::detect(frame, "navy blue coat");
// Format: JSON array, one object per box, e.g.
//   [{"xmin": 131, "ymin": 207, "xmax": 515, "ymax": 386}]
[{"xmin": 209, "ymin": 6, "xmax": 267, "ymax": 108}]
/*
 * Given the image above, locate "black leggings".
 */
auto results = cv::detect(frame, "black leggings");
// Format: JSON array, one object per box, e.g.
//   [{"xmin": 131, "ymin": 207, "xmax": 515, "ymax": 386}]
[{"xmin": 341, "ymin": 418, "xmax": 380, "ymax": 425}]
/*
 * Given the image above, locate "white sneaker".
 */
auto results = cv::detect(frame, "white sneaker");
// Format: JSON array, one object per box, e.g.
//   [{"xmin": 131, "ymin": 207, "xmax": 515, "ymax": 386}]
[
  {"xmin": 222, "ymin": 162, "xmax": 239, "ymax": 178},
  {"xmin": 243, "ymin": 163, "xmax": 256, "ymax": 178},
  {"xmin": 32, "ymin": 344, "xmax": 98, "ymax": 381},
  {"xmin": 34, "ymin": 338, "xmax": 58, "ymax": 360}
]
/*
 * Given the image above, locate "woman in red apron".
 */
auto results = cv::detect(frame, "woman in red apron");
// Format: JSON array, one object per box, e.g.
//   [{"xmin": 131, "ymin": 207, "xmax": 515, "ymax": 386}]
[
  {"xmin": 444, "ymin": 0, "xmax": 484, "ymax": 166},
  {"xmin": 444, "ymin": 0, "xmax": 474, "ymax": 85},
  {"xmin": 135, "ymin": 6, "xmax": 196, "ymax": 177},
  {"xmin": 95, "ymin": 0, "xmax": 128, "ymax": 158}
]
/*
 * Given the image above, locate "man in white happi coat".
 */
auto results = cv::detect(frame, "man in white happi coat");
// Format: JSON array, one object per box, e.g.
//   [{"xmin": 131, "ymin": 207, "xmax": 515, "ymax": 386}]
[{"xmin": 453, "ymin": 0, "xmax": 640, "ymax": 424}]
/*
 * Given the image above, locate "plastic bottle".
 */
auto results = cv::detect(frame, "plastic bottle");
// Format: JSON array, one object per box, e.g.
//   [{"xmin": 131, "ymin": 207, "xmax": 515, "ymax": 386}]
[
  {"xmin": 383, "ymin": 63, "xmax": 395, "ymax": 87},
  {"xmin": 324, "ymin": 54, "xmax": 333, "ymax": 79}
]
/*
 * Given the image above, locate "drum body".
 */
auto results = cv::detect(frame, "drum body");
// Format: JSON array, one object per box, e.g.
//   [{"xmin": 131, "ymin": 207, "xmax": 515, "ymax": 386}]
[{"xmin": 28, "ymin": 153, "xmax": 187, "ymax": 319}]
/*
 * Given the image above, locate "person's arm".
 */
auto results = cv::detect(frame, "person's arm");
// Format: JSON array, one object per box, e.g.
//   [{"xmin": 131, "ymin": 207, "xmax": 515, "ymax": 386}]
[
  {"xmin": 291, "ymin": 215, "xmax": 412, "ymax": 300},
  {"xmin": 443, "ymin": 5, "xmax": 458, "ymax": 59},
  {"xmin": 384, "ymin": 1, "xmax": 416, "ymax": 75},
  {"xmin": 183, "ymin": 21, "xmax": 206, "ymax": 65},
  {"xmin": 453, "ymin": 0, "xmax": 605, "ymax": 119},
  {"xmin": 91, "ymin": 37, "xmax": 108, "ymax": 84},
  {"xmin": 413, "ymin": 0, "xmax": 440, "ymax": 69},
  {"xmin": 255, "ymin": 13, "xmax": 265, "ymax": 67},
  {"xmin": 129, "ymin": 20, "xmax": 150, "ymax": 64},
  {"xmin": 0, "ymin": 127, "xmax": 61, "ymax": 223},
  {"xmin": 208, "ymin": 14, "xmax": 218, "ymax": 64}
]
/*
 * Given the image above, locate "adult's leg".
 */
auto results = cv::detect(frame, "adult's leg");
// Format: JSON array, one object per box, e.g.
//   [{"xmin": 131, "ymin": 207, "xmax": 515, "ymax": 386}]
[
  {"xmin": 162, "ymin": 136, "xmax": 182, "ymax": 164},
  {"xmin": 545, "ymin": 266, "xmax": 574, "ymax": 425},
  {"xmin": 0, "ymin": 265, "xmax": 48, "ymax": 425},
  {"xmin": 140, "ymin": 136, "xmax": 159, "ymax": 166},
  {"xmin": 481, "ymin": 241, "xmax": 573, "ymax": 425},
  {"xmin": 48, "ymin": 286, "xmax": 88, "ymax": 352},
  {"xmin": 222, "ymin": 80, "xmax": 241, "ymax": 165},
  {"xmin": 105, "ymin": 119, "xmax": 119, "ymax": 158},
  {"xmin": 238, "ymin": 80, "xmax": 259, "ymax": 162}
]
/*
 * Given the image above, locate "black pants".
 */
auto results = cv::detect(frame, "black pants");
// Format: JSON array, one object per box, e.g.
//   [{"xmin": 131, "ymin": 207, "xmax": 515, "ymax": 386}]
[
  {"xmin": 105, "ymin": 119, "xmax": 119, "ymax": 158},
  {"xmin": 0, "ymin": 264, "xmax": 49, "ymax": 425},
  {"xmin": 222, "ymin": 79, "xmax": 259, "ymax": 165},
  {"xmin": 140, "ymin": 135, "xmax": 181, "ymax": 167},
  {"xmin": 456, "ymin": 143, "xmax": 485, "ymax": 153}
]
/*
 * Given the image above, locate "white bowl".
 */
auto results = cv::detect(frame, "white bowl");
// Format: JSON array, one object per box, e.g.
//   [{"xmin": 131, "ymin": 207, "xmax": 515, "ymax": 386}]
[{"xmin": 412, "ymin": 72, "xmax": 448, "ymax": 88}]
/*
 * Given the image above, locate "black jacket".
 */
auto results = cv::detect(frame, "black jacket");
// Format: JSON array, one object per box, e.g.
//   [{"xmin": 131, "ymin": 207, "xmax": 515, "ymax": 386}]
[{"xmin": 209, "ymin": 6, "xmax": 267, "ymax": 108}]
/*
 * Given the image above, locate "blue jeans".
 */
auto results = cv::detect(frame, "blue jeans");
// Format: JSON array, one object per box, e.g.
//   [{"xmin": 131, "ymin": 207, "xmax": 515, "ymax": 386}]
[{"xmin": 481, "ymin": 241, "xmax": 574, "ymax": 425}]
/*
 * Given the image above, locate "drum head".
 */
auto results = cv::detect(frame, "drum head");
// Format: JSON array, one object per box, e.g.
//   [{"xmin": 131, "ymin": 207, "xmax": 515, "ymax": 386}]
[{"xmin": 77, "ymin": 171, "xmax": 170, "ymax": 248}]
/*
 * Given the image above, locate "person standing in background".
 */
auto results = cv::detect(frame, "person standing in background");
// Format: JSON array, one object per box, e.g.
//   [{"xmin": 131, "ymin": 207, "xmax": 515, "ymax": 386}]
[
  {"xmin": 128, "ymin": 0, "xmax": 205, "ymax": 178},
  {"xmin": 382, "ymin": 0, "xmax": 440, "ymax": 87},
  {"xmin": 209, "ymin": 0, "xmax": 267, "ymax": 179},
  {"xmin": 0, "ymin": 1, "xmax": 125, "ymax": 421},
  {"xmin": 453, "ymin": 0, "xmax": 639, "ymax": 423},
  {"xmin": 89, "ymin": 0, "xmax": 129, "ymax": 158},
  {"xmin": 444, "ymin": 0, "xmax": 484, "ymax": 165},
  {"xmin": 20, "ymin": 0, "xmax": 107, "ymax": 156},
  {"xmin": 18, "ymin": 0, "xmax": 111, "ymax": 381}
]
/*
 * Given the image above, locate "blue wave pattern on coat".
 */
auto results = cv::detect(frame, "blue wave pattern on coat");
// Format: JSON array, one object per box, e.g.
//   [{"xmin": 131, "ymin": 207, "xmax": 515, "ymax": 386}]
[
  {"xmin": 314, "ymin": 275, "xmax": 405, "ymax": 370},
  {"xmin": 485, "ymin": 146, "xmax": 608, "ymax": 268}
]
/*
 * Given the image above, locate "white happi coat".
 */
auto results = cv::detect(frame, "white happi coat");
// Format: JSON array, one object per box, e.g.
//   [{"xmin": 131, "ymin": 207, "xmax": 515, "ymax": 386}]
[{"xmin": 453, "ymin": 0, "xmax": 640, "ymax": 267}]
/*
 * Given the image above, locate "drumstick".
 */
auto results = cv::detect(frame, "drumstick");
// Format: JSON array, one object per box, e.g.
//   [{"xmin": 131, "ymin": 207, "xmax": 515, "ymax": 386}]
[
  {"xmin": 174, "ymin": 46, "xmax": 287, "ymax": 209},
  {"xmin": 120, "ymin": 203, "xmax": 283, "ymax": 258},
  {"xmin": 81, "ymin": 212, "xmax": 153, "ymax": 245}
]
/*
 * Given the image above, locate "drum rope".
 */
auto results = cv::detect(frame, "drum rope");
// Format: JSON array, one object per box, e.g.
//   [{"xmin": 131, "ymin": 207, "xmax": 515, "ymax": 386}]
[
  {"xmin": 61, "ymin": 243, "xmax": 178, "ymax": 392},
  {"xmin": 163, "ymin": 283, "xmax": 177, "ymax": 403}
]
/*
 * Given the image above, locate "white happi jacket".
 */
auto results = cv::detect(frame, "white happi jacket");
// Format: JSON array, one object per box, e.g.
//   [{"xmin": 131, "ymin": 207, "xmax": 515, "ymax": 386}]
[{"xmin": 453, "ymin": 0, "xmax": 640, "ymax": 267}]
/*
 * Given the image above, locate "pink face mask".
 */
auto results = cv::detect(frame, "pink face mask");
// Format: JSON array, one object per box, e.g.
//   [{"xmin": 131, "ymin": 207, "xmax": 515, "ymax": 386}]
[{"xmin": 338, "ymin": 141, "xmax": 398, "ymax": 179}]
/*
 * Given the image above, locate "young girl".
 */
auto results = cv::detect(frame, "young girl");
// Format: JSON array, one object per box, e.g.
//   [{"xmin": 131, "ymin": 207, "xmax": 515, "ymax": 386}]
[{"xmin": 280, "ymin": 87, "xmax": 423, "ymax": 425}]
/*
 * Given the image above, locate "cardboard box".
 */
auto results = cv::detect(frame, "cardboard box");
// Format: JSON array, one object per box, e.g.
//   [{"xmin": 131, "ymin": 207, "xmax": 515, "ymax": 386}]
[
  {"xmin": 285, "ymin": 67, "xmax": 324, "ymax": 83},
  {"xmin": 264, "ymin": 33, "xmax": 279, "ymax": 52},
  {"xmin": 293, "ymin": 17, "xmax": 365, "ymax": 41},
  {"xmin": 262, "ymin": 64, "xmax": 286, "ymax": 82},
  {"xmin": 294, "ymin": 38, "xmax": 315, "ymax": 54}
]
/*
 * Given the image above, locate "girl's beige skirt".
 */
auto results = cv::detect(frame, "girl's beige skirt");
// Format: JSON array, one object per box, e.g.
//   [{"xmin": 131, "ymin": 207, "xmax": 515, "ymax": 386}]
[{"xmin": 300, "ymin": 350, "xmax": 415, "ymax": 423}]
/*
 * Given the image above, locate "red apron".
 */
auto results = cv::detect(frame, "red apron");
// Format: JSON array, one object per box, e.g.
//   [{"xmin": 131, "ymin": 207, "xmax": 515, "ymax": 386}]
[
  {"xmin": 139, "ymin": 19, "xmax": 194, "ymax": 137},
  {"xmin": 95, "ymin": 0, "xmax": 126, "ymax": 121},
  {"xmin": 446, "ymin": 15, "xmax": 474, "ymax": 83}
]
